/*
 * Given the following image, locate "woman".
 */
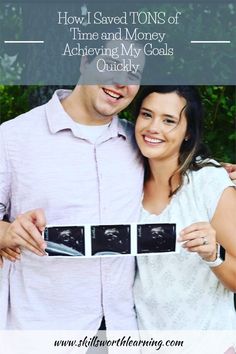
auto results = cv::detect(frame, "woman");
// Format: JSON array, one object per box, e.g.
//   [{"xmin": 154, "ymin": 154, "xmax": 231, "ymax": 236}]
[{"xmin": 133, "ymin": 86, "xmax": 236, "ymax": 329}]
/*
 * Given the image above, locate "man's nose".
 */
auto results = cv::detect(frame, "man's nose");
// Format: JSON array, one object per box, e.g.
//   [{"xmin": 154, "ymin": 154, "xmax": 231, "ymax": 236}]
[{"xmin": 112, "ymin": 73, "xmax": 127, "ymax": 86}]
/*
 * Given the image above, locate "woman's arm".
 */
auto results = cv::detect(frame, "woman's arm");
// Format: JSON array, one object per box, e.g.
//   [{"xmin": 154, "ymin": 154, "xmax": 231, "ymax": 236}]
[
  {"xmin": 179, "ymin": 187, "xmax": 236, "ymax": 292},
  {"xmin": 211, "ymin": 187, "xmax": 236, "ymax": 292}
]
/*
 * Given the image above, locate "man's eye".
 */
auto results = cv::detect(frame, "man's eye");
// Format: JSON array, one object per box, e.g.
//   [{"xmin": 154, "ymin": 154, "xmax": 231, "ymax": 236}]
[{"xmin": 128, "ymin": 72, "xmax": 141, "ymax": 81}]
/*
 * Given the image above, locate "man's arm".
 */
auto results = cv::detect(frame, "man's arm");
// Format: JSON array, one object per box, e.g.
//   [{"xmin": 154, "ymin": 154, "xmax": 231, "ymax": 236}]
[{"xmin": 0, "ymin": 209, "xmax": 47, "ymax": 267}]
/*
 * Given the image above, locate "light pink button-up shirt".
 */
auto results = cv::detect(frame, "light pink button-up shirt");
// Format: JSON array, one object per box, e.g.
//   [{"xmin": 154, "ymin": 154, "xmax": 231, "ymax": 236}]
[{"xmin": 0, "ymin": 90, "xmax": 144, "ymax": 330}]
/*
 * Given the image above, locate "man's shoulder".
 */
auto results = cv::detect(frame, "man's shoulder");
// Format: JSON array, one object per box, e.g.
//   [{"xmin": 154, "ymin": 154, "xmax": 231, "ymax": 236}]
[{"xmin": 1, "ymin": 103, "xmax": 46, "ymax": 135}]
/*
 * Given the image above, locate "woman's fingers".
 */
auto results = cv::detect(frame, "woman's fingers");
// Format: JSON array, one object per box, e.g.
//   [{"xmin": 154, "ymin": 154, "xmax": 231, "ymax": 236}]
[
  {"xmin": 179, "ymin": 222, "xmax": 217, "ymax": 261},
  {"xmin": 179, "ymin": 222, "xmax": 210, "ymax": 238}
]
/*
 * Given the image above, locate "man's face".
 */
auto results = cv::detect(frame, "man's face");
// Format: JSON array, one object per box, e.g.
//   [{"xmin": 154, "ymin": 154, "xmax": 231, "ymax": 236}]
[{"xmin": 75, "ymin": 39, "xmax": 145, "ymax": 124}]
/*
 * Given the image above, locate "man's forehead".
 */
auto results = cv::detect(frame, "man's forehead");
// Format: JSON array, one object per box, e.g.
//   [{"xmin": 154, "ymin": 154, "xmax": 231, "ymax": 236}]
[
  {"xmin": 81, "ymin": 38, "xmax": 145, "ymax": 85},
  {"xmin": 105, "ymin": 38, "xmax": 141, "ymax": 50}
]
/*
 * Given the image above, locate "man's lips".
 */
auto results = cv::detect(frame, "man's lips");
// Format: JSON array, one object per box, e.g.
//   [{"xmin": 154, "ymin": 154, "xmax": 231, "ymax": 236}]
[
  {"xmin": 103, "ymin": 88, "xmax": 123, "ymax": 100},
  {"xmin": 143, "ymin": 135, "xmax": 165, "ymax": 144}
]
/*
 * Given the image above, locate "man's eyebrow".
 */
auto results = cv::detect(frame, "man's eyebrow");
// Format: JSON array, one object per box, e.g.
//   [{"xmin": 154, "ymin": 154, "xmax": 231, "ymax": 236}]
[
  {"xmin": 100, "ymin": 55, "xmax": 119, "ymax": 63},
  {"xmin": 101, "ymin": 55, "xmax": 114, "ymax": 60}
]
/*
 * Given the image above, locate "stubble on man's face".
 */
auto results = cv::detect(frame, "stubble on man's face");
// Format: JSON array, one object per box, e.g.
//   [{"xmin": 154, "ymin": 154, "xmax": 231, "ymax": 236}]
[{"xmin": 75, "ymin": 84, "xmax": 140, "ymax": 125}]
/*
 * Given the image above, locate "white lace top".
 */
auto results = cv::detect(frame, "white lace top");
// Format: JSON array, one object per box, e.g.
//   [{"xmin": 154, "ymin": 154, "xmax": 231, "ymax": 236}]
[{"xmin": 134, "ymin": 164, "xmax": 236, "ymax": 330}]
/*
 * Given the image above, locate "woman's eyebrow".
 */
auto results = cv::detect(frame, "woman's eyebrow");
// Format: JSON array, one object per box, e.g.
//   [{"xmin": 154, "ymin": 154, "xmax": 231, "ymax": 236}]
[
  {"xmin": 163, "ymin": 114, "xmax": 179, "ymax": 119},
  {"xmin": 140, "ymin": 106, "xmax": 152, "ymax": 112}
]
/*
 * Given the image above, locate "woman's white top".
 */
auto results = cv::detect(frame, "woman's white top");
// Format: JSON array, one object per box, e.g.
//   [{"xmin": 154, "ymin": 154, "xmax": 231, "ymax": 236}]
[{"xmin": 134, "ymin": 164, "xmax": 236, "ymax": 330}]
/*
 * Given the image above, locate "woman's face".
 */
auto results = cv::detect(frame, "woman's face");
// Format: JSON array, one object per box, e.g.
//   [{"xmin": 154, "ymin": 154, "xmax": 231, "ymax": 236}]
[{"xmin": 135, "ymin": 92, "xmax": 188, "ymax": 162}]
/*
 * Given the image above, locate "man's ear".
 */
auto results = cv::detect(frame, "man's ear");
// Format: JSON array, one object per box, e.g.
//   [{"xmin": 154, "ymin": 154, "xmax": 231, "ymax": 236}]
[{"xmin": 80, "ymin": 55, "xmax": 89, "ymax": 74}]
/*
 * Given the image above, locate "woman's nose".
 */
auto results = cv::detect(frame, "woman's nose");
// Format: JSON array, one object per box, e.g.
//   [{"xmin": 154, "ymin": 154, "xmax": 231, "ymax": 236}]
[{"xmin": 146, "ymin": 118, "xmax": 162, "ymax": 133}]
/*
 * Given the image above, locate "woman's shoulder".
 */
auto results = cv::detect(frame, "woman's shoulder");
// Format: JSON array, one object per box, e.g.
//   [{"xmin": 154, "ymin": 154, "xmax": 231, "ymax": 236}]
[
  {"xmin": 186, "ymin": 158, "xmax": 235, "ymax": 204},
  {"xmin": 188, "ymin": 158, "xmax": 232, "ymax": 184},
  {"xmin": 186, "ymin": 159, "xmax": 235, "ymax": 220}
]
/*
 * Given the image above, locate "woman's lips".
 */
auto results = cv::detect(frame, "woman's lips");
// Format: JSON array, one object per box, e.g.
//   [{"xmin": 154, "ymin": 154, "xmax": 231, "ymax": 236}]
[{"xmin": 143, "ymin": 135, "xmax": 165, "ymax": 145}]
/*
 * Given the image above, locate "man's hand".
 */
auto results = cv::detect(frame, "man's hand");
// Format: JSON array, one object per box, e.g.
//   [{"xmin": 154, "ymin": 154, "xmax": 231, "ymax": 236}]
[
  {"xmin": 0, "ymin": 209, "xmax": 47, "ymax": 259},
  {"xmin": 0, "ymin": 247, "xmax": 21, "ymax": 265},
  {"xmin": 222, "ymin": 163, "xmax": 236, "ymax": 184}
]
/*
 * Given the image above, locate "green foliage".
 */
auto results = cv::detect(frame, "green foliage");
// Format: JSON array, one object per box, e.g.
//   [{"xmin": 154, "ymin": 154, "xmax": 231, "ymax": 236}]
[
  {"xmin": 0, "ymin": 85, "xmax": 36, "ymax": 123},
  {"xmin": 0, "ymin": 5, "xmax": 24, "ymax": 83},
  {"xmin": 0, "ymin": 85, "xmax": 235, "ymax": 163},
  {"xmin": 199, "ymin": 86, "xmax": 236, "ymax": 163}
]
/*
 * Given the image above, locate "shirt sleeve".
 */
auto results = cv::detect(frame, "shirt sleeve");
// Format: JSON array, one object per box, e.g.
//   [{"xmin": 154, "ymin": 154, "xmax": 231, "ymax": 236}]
[
  {"xmin": 0, "ymin": 126, "xmax": 11, "ymax": 220},
  {"xmin": 196, "ymin": 164, "xmax": 236, "ymax": 221}
]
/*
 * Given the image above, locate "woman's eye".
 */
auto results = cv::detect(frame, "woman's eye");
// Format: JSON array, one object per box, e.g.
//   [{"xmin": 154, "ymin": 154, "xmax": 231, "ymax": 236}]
[
  {"xmin": 163, "ymin": 118, "xmax": 177, "ymax": 125},
  {"xmin": 140, "ymin": 111, "xmax": 152, "ymax": 118}
]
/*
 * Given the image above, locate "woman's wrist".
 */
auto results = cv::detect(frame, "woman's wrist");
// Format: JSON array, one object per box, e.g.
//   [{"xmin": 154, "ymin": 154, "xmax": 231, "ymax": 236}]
[{"xmin": 201, "ymin": 243, "xmax": 224, "ymax": 267}]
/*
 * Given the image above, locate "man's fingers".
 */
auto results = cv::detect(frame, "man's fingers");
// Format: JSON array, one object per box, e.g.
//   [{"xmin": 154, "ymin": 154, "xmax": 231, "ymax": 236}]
[
  {"xmin": 10, "ymin": 222, "xmax": 46, "ymax": 254},
  {"xmin": 16, "ymin": 238, "xmax": 46, "ymax": 256},
  {"xmin": 0, "ymin": 249, "xmax": 18, "ymax": 262},
  {"xmin": 2, "ymin": 248, "xmax": 21, "ymax": 260},
  {"xmin": 229, "ymin": 171, "xmax": 236, "ymax": 184},
  {"xmin": 26, "ymin": 208, "xmax": 46, "ymax": 232},
  {"xmin": 17, "ymin": 215, "xmax": 46, "ymax": 249},
  {"xmin": 0, "ymin": 256, "xmax": 3, "ymax": 268}
]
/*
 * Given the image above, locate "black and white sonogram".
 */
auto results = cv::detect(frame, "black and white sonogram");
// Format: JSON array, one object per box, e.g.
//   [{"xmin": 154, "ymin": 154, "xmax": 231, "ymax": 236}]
[
  {"xmin": 137, "ymin": 223, "xmax": 176, "ymax": 253},
  {"xmin": 91, "ymin": 225, "xmax": 131, "ymax": 256},
  {"xmin": 44, "ymin": 226, "xmax": 85, "ymax": 256}
]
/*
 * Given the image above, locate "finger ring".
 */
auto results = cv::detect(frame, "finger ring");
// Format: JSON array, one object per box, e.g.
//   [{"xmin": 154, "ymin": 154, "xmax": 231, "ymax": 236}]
[{"xmin": 202, "ymin": 236, "xmax": 209, "ymax": 245}]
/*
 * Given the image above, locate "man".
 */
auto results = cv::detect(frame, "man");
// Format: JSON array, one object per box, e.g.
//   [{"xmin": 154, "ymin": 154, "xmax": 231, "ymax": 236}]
[{"xmin": 0, "ymin": 39, "xmax": 146, "ymax": 330}]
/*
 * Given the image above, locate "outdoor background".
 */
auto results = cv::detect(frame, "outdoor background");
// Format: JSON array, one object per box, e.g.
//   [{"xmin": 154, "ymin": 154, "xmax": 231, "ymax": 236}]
[{"xmin": 0, "ymin": 85, "xmax": 235, "ymax": 163}]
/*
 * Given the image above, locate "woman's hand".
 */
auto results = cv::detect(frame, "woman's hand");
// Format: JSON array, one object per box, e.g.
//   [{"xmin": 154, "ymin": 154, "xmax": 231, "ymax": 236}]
[{"xmin": 178, "ymin": 222, "xmax": 217, "ymax": 261}]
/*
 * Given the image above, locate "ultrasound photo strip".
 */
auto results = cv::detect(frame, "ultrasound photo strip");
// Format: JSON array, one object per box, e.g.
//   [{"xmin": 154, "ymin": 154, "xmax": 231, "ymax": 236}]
[{"xmin": 43, "ymin": 223, "xmax": 178, "ymax": 257}]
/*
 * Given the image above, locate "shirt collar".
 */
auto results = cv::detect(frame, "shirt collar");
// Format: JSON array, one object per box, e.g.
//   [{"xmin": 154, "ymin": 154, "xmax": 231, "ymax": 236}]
[{"xmin": 45, "ymin": 89, "xmax": 127, "ymax": 139}]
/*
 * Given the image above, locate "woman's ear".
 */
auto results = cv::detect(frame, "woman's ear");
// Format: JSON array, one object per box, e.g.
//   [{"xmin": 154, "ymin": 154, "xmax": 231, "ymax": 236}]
[{"xmin": 184, "ymin": 133, "xmax": 190, "ymax": 141}]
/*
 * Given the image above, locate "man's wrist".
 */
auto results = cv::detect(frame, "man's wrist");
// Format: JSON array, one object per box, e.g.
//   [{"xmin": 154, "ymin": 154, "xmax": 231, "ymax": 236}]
[{"xmin": 0, "ymin": 221, "xmax": 11, "ymax": 249}]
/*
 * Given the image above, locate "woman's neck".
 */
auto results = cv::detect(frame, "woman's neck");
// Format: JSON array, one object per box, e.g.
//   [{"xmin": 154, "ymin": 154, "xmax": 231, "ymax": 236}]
[
  {"xmin": 143, "ymin": 157, "xmax": 180, "ymax": 215},
  {"xmin": 148, "ymin": 157, "xmax": 180, "ymax": 189}
]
